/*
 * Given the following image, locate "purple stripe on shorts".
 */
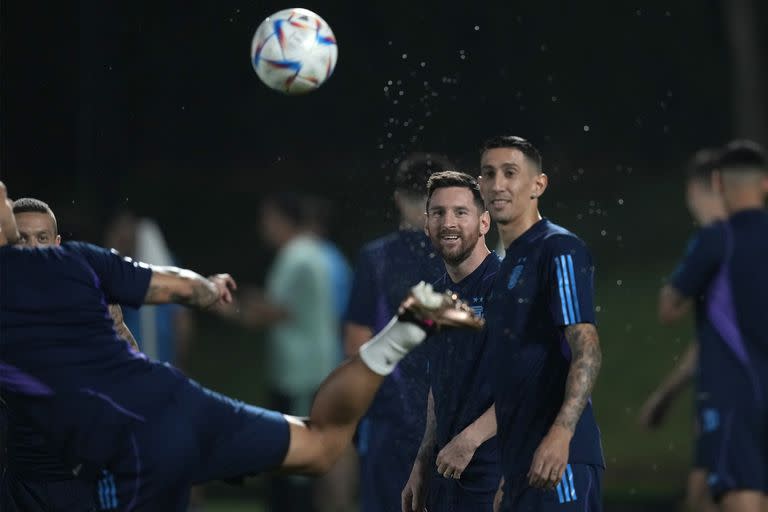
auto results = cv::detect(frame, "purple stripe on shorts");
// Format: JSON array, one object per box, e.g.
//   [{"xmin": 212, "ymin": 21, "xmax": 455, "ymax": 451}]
[{"xmin": 0, "ymin": 360, "xmax": 53, "ymax": 395}]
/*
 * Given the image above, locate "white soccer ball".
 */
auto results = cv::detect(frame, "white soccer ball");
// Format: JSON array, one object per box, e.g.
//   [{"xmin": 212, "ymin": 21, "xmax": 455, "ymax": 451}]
[{"xmin": 250, "ymin": 8, "xmax": 338, "ymax": 95}]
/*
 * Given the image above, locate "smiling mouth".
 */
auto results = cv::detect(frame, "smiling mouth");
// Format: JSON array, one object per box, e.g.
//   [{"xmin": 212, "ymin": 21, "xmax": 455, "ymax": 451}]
[
  {"xmin": 490, "ymin": 199, "xmax": 511, "ymax": 207},
  {"xmin": 440, "ymin": 234, "xmax": 461, "ymax": 241}
]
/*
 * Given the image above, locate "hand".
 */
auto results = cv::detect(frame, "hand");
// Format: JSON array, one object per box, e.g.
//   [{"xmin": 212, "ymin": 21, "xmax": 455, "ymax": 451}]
[
  {"xmin": 527, "ymin": 425, "xmax": 571, "ymax": 489},
  {"xmin": 435, "ymin": 430, "xmax": 478, "ymax": 480},
  {"xmin": 493, "ymin": 477, "xmax": 504, "ymax": 512},
  {"xmin": 638, "ymin": 390, "xmax": 671, "ymax": 429},
  {"xmin": 401, "ymin": 460, "xmax": 429, "ymax": 512},
  {"xmin": 208, "ymin": 274, "xmax": 237, "ymax": 305}
]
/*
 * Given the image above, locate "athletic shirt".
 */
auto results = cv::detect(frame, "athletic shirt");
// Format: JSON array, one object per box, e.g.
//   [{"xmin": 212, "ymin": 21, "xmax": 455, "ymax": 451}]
[
  {"xmin": 427, "ymin": 252, "xmax": 501, "ymax": 494},
  {"xmin": 485, "ymin": 219, "xmax": 604, "ymax": 478}
]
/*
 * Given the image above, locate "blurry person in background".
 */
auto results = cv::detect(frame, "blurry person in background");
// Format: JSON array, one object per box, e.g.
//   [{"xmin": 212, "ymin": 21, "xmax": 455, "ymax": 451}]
[
  {"xmin": 303, "ymin": 196, "xmax": 357, "ymax": 512},
  {"xmin": 659, "ymin": 141, "xmax": 768, "ymax": 512},
  {"xmin": 640, "ymin": 149, "xmax": 724, "ymax": 512},
  {"xmin": 344, "ymin": 153, "xmax": 453, "ymax": 512},
  {"xmin": 225, "ymin": 192, "xmax": 341, "ymax": 512}
]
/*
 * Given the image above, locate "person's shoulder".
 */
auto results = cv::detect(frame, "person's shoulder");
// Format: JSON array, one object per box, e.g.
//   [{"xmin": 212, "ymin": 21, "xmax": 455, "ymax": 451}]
[
  {"xmin": 693, "ymin": 221, "xmax": 726, "ymax": 249},
  {"xmin": 357, "ymin": 230, "xmax": 403, "ymax": 258},
  {"xmin": 540, "ymin": 221, "xmax": 588, "ymax": 253}
]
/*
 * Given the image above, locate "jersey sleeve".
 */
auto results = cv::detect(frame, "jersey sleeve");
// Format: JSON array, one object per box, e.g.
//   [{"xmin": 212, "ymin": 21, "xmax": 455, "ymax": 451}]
[
  {"xmin": 668, "ymin": 226, "xmax": 724, "ymax": 298},
  {"xmin": 343, "ymin": 248, "xmax": 379, "ymax": 328},
  {"xmin": 546, "ymin": 236, "xmax": 596, "ymax": 326},
  {"xmin": 67, "ymin": 242, "xmax": 153, "ymax": 308}
]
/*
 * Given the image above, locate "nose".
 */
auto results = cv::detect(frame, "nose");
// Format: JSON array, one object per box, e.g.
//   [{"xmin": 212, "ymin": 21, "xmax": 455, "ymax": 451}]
[
  {"xmin": 491, "ymin": 172, "xmax": 506, "ymax": 192},
  {"xmin": 442, "ymin": 210, "xmax": 458, "ymax": 228}
]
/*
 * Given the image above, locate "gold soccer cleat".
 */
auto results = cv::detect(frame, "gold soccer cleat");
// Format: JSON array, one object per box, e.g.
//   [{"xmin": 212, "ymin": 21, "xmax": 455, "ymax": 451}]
[{"xmin": 398, "ymin": 281, "xmax": 485, "ymax": 332}]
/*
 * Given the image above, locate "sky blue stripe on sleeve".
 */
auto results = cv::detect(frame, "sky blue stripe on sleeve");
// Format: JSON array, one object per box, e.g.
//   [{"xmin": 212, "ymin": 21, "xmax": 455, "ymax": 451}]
[
  {"xmin": 98, "ymin": 475, "xmax": 106, "ymax": 509},
  {"xmin": 555, "ymin": 257, "xmax": 571, "ymax": 323},
  {"xmin": 556, "ymin": 481, "xmax": 566, "ymax": 503},
  {"xmin": 566, "ymin": 255, "xmax": 582, "ymax": 323},
  {"xmin": 559, "ymin": 255, "xmax": 577, "ymax": 323},
  {"xmin": 566, "ymin": 464, "xmax": 577, "ymax": 501},
  {"xmin": 110, "ymin": 472, "xmax": 118, "ymax": 508}
]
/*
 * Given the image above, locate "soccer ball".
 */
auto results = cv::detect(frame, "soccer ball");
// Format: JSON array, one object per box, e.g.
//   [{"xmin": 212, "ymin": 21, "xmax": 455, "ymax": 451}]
[{"xmin": 250, "ymin": 8, "xmax": 338, "ymax": 95}]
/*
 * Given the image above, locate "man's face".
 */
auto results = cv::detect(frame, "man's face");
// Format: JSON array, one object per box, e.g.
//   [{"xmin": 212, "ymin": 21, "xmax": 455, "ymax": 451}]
[
  {"xmin": 259, "ymin": 204, "xmax": 291, "ymax": 249},
  {"xmin": 15, "ymin": 212, "xmax": 60, "ymax": 247},
  {"xmin": 479, "ymin": 148, "xmax": 540, "ymax": 224},
  {"xmin": 426, "ymin": 186, "xmax": 488, "ymax": 265},
  {"xmin": 685, "ymin": 180, "xmax": 724, "ymax": 226}
]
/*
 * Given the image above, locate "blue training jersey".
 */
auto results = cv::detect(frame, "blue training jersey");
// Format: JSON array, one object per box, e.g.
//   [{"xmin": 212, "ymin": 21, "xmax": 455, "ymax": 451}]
[
  {"xmin": 670, "ymin": 209, "xmax": 768, "ymax": 406},
  {"xmin": 344, "ymin": 229, "xmax": 445, "ymax": 436},
  {"xmin": 427, "ymin": 252, "xmax": 501, "ymax": 495},
  {"xmin": 0, "ymin": 242, "xmax": 186, "ymax": 473},
  {"xmin": 486, "ymin": 219, "xmax": 604, "ymax": 478}
]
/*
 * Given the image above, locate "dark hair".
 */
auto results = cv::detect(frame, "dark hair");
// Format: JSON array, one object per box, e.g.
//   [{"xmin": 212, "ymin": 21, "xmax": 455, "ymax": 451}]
[
  {"xmin": 480, "ymin": 135, "xmax": 543, "ymax": 170},
  {"xmin": 395, "ymin": 152, "xmax": 454, "ymax": 197},
  {"xmin": 686, "ymin": 148, "xmax": 719, "ymax": 184},
  {"xmin": 426, "ymin": 171, "xmax": 486, "ymax": 213},
  {"xmin": 263, "ymin": 193, "xmax": 307, "ymax": 227},
  {"xmin": 12, "ymin": 197, "xmax": 58, "ymax": 234},
  {"xmin": 717, "ymin": 140, "xmax": 767, "ymax": 173}
]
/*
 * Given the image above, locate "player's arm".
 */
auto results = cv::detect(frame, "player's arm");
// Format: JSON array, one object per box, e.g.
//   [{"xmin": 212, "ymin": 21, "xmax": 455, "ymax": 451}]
[
  {"xmin": 214, "ymin": 288, "xmax": 290, "ymax": 329},
  {"xmin": 144, "ymin": 266, "xmax": 236, "ymax": 309},
  {"xmin": 436, "ymin": 403, "xmax": 496, "ymax": 480},
  {"xmin": 402, "ymin": 388, "xmax": 436, "ymax": 512},
  {"xmin": 658, "ymin": 285, "xmax": 693, "ymax": 324},
  {"xmin": 639, "ymin": 342, "xmax": 698, "ymax": 429},
  {"xmin": 530, "ymin": 238, "xmax": 602, "ymax": 489},
  {"xmin": 659, "ymin": 227, "xmax": 724, "ymax": 325},
  {"xmin": 108, "ymin": 304, "xmax": 140, "ymax": 351}
]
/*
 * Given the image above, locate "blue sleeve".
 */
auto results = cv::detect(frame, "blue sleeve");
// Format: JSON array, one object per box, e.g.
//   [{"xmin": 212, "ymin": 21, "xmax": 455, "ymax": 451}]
[
  {"xmin": 66, "ymin": 242, "xmax": 153, "ymax": 308},
  {"xmin": 547, "ymin": 236, "xmax": 596, "ymax": 326},
  {"xmin": 669, "ymin": 226, "xmax": 724, "ymax": 298},
  {"xmin": 343, "ymin": 248, "xmax": 378, "ymax": 328}
]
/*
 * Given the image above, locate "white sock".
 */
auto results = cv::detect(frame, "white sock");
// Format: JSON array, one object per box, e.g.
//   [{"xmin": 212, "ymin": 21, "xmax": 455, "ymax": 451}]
[{"xmin": 359, "ymin": 316, "xmax": 427, "ymax": 375}]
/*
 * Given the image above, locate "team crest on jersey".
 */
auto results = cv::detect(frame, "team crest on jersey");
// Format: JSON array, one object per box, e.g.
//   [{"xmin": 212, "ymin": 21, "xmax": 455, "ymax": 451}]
[
  {"xmin": 471, "ymin": 296, "xmax": 484, "ymax": 317},
  {"xmin": 507, "ymin": 265, "xmax": 524, "ymax": 289}
]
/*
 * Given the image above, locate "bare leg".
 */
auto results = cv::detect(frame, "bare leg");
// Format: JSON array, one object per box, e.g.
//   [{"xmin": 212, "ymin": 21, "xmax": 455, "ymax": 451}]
[
  {"xmin": 686, "ymin": 469, "xmax": 717, "ymax": 512},
  {"xmin": 281, "ymin": 356, "xmax": 384, "ymax": 474},
  {"xmin": 720, "ymin": 490, "xmax": 764, "ymax": 512}
]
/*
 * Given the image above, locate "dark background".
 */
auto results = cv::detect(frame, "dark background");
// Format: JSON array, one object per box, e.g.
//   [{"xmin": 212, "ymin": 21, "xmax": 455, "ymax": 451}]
[{"xmin": 2, "ymin": 1, "xmax": 766, "ymax": 508}]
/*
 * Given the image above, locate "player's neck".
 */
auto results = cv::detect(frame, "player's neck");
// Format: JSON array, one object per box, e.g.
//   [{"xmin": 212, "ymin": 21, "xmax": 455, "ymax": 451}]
[
  {"xmin": 724, "ymin": 193, "xmax": 765, "ymax": 214},
  {"xmin": 497, "ymin": 210, "xmax": 542, "ymax": 248},
  {"xmin": 446, "ymin": 243, "xmax": 491, "ymax": 283}
]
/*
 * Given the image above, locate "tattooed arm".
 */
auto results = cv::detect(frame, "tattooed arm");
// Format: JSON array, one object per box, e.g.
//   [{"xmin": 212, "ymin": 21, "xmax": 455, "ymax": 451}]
[
  {"xmin": 144, "ymin": 266, "xmax": 237, "ymax": 309},
  {"xmin": 528, "ymin": 323, "xmax": 602, "ymax": 489},
  {"xmin": 553, "ymin": 323, "xmax": 602, "ymax": 432},
  {"xmin": 108, "ymin": 304, "xmax": 140, "ymax": 351}
]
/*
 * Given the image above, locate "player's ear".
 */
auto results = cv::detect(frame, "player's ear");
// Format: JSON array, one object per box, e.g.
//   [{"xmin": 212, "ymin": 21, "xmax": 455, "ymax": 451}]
[
  {"xmin": 55, "ymin": 235, "xmax": 62, "ymax": 246},
  {"xmin": 711, "ymin": 170, "xmax": 723, "ymax": 195},
  {"xmin": 531, "ymin": 172, "xmax": 548, "ymax": 199},
  {"xmin": 480, "ymin": 210, "xmax": 491, "ymax": 236}
]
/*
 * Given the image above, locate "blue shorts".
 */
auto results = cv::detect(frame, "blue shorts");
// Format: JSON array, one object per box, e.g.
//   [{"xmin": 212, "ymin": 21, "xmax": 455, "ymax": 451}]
[
  {"xmin": 95, "ymin": 378, "xmax": 289, "ymax": 511},
  {"xmin": 695, "ymin": 398, "xmax": 768, "ymax": 499},
  {"xmin": 1, "ymin": 472, "xmax": 98, "ymax": 512},
  {"xmin": 501, "ymin": 464, "xmax": 603, "ymax": 511},
  {"xmin": 427, "ymin": 475, "xmax": 496, "ymax": 511}
]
